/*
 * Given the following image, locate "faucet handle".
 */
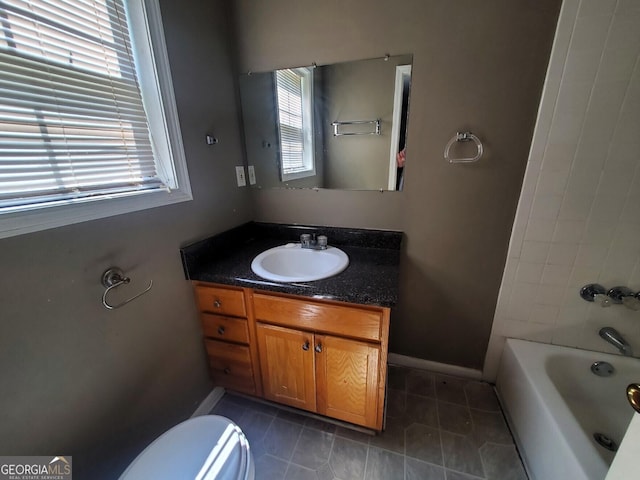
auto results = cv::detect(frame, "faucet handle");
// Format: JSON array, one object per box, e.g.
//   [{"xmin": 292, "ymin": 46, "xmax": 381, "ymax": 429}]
[
  {"xmin": 595, "ymin": 293, "xmax": 612, "ymax": 307},
  {"xmin": 622, "ymin": 294, "xmax": 640, "ymax": 311}
]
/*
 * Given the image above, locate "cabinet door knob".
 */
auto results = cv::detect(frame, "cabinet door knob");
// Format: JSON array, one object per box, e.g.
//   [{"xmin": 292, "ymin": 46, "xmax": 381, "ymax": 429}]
[
  {"xmin": 315, "ymin": 344, "xmax": 323, "ymax": 353},
  {"xmin": 217, "ymin": 326, "xmax": 225, "ymax": 335},
  {"xmin": 223, "ymin": 367, "xmax": 231, "ymax": 375},
  {"xmin": 302, "ymin": 341, "xmax": 310, "ymax": 351},
  {"xmin": 213, "ymin": 299, "xmax": 222, "ymax": 308}
]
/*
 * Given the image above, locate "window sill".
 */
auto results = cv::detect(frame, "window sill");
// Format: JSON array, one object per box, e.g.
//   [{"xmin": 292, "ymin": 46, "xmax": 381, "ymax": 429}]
[{"xmin": 0, "ymin": 188, "xmax": 193, "ymax": 239}]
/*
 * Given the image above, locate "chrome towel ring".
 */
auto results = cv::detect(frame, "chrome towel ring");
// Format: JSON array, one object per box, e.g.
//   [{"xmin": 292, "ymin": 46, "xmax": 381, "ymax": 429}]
[
  {"xmin": 444, "ymin": 131, "xmax": 484, "ymax": 164},
  {"xmin": 101, "ymin": 267, "xmax": 153, "ymax": 310}
]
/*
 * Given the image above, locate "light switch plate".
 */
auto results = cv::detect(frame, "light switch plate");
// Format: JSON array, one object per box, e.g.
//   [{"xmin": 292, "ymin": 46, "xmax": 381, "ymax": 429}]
[
  {"xmin": 248, "ymin": 165, "xmax": 256, "ymax": 185},
  {"xmin": 235, "ymin": 166, "xmax": 246, "ymax": 187}
]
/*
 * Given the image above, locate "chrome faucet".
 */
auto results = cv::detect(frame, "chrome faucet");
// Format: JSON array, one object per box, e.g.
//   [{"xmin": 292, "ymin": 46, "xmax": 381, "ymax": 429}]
[
  {"xmin": 599, "ymin": 327, "xmax": 633, "ymax": 356},
  {"xmin": 300, "ymin": 233, "xmax": 328, "ymax": 250}
]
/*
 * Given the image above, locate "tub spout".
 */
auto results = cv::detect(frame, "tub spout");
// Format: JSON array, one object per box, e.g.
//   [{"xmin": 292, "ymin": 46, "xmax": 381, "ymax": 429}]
[{"xmin": 599, "ymin": 327, "xmax": 633, "ymax": 356}]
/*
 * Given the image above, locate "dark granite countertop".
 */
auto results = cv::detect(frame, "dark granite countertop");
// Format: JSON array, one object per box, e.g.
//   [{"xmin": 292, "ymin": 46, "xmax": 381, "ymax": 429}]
[{"xmin": 180, "ymin": 222, "xmax": 402, "ymax": 307}]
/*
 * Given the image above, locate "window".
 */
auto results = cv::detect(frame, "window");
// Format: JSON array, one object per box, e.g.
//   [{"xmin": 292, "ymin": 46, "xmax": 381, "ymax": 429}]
[
  {"xmin": 0, "ymin": 0, "xmax": 190, "ymax": 238},
  {"xmin": 275, "ymin": 67, "xmax": 315, "ymax": 181}
]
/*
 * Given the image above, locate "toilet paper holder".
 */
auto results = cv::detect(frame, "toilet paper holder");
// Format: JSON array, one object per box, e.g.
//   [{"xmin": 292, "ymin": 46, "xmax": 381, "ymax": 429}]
[{"xmin": 101, "ymin": 267, "xmax": 153, "ymax": 310}]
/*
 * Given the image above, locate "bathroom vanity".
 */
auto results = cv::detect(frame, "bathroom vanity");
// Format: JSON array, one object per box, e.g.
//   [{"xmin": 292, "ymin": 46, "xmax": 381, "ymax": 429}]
[{"xmin": 181, "ymin": 222, "xmax": 401, "ymax": 431}]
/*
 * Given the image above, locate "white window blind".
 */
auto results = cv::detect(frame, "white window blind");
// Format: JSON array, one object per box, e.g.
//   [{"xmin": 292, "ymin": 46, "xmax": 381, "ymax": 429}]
[
  {"xmin": 275, "ymin": 67, "xmax": 314, "ymax": 180},
  {"xmin": 0, "ymin": 0, "xmax": 167, "ymax": 214}
]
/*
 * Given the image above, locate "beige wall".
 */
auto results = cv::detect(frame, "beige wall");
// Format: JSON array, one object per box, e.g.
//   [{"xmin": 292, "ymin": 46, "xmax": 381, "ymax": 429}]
[
  {"xmin": 234, "ymin": 0, "xmax": 562, "ymax": 369},
  {"xmin": 0, "ymin": 0, "xmax": 252, "ymax": 476},
  {"xmin": 484, "ymin": 0, "xmax": 640, "ymax": 381},
  {"xmin": 322, "ymin": 56, "xmax": 408, "ymax": 190}
]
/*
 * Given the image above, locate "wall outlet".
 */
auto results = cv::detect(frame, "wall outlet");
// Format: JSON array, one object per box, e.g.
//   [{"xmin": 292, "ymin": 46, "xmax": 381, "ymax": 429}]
[
  {"xmin": 248, "ymin": 165, "xmax": 256, "ymax": 185},
  {"xmin": 235, "ymin": 166, "xmax": 246, "ymax": 187}
]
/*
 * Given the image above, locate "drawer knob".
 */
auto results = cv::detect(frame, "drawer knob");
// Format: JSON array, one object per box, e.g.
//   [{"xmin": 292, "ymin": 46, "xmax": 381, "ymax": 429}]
[
  {"xmin": 315, "ymin": 344, "xmax": 323, "ymax": 353},
  {"xmin": 302, "ymin": 341, "xmax": 310, "ymax": 351},
  {"xmin": 217, "ymin": 326, "xmax": 225, "ymax": 335},
  {"xmin": 213, "ymin": 299, "xmax": 222, "ymax": 308},
  {"xmin": 224, "ymin": 367, "xmax": 231, "ymax": 375}
]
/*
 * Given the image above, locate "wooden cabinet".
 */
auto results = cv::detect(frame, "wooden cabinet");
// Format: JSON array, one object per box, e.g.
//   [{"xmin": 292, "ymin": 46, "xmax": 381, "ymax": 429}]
[
  {"xmin": 253, "ymin": 291, "xmax": 389, "ymax": 431},
  {"xmin": 256, "ymin": 323, "xmax": 316, "ymax": 411},
  {"xmin": 193, "ymin": 284, "xmax": 260, "ymax": 396},
  {"xmin": 315, "ymin": 334, "xmax": 380, "ymax": 428},
  {"xmin": 193, "ymin": 282, "xmax": 390, "ymax": 431}
]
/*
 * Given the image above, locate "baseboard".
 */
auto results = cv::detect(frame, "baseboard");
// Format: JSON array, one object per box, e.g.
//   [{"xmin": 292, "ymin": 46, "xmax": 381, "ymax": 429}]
[
  {"xmin": 388, "ymin": 352, "xmax": 482, "ymax": 380},
  {"xmin": 191, "ymin": 386, "xmax": 226, "ymax": 417}
]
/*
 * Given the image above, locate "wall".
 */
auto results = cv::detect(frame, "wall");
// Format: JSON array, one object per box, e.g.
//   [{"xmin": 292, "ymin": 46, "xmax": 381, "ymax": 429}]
[
  {"xmin": 484, "ymin": 0, "xmax": 640, "ymax": 381},
  {"xmin": 322, "ymin": 56, "xmax": 409, "ymax": 190},
  {"xmin": 0, "ymin": 0, "xmax": 251, "ymax": 477},
  {"xmin": 233, "ymin": 0, "xmax": 561, "ymax": 369}
]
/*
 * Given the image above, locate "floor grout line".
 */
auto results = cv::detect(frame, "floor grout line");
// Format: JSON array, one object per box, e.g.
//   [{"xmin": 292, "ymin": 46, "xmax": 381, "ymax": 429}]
[{"xmin": 216, "ymin": 365, "xmax": 526, "ymax": 480}]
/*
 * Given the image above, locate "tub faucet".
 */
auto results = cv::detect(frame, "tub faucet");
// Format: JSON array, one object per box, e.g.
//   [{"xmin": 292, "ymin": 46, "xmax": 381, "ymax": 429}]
[{"xmin": 599, "ymin": 327, "xmax": 633, "ymax": 356}]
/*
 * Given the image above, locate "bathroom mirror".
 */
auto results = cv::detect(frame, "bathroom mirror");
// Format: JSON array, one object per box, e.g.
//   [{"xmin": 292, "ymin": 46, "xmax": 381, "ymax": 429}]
[{"xmin": 239, "ymin": 55, "xmax": 412, "ymax": 191}]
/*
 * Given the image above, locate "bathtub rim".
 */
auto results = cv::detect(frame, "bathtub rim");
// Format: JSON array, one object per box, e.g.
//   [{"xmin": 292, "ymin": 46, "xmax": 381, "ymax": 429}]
[{"xmin": 496, "ymin": 338, "xmax": 630, "ymax": 480}]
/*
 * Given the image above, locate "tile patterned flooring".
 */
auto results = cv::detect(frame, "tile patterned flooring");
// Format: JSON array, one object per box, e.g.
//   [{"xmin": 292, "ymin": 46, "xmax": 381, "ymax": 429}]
[{"xmin": 211, "ymin": 366, "xmax": 527, "ymax": 480}]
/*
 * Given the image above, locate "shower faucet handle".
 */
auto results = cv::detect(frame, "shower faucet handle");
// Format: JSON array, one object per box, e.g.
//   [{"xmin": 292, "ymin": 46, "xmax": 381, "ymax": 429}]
[{"xmin": 595, "ymin": 293, "xmax": 612, "ymax": 307}]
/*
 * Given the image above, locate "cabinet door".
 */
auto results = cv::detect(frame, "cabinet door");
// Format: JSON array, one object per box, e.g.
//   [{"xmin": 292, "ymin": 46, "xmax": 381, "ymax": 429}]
[
  {"xmin": 315, "ymin": 334, "xmax": 380, "ymax": 428},
  {"xmin": 256, "ymin": 323, "xmax": 316, "ymax": 412}
]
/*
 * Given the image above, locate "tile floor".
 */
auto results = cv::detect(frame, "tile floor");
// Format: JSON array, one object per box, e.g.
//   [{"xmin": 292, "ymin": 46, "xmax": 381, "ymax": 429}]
[{"xmin": 210, "ymin": 366, "xmax": 527, "ymax": 480}]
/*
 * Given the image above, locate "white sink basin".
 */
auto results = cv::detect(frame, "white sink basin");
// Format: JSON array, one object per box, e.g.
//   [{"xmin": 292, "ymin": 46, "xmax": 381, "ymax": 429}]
[{"xmin": 251, "ymin": 243, "xmax": 349, "ymax": 282}]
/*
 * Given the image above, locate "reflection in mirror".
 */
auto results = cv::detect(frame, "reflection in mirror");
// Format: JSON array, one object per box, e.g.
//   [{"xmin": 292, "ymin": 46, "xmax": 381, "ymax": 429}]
[{"xmin": 239, "ymin": 55, "xmax": 412, "ymax": 191}]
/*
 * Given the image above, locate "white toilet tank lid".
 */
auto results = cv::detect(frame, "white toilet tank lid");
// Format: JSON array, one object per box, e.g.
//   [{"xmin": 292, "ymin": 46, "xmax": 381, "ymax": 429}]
[{"xmin": 119, "ymin": 415, "xmax": 250, "ymax": 480}]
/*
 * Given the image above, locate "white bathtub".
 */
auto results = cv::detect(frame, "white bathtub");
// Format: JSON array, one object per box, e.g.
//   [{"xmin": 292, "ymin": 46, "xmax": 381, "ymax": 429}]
[{"xmin": 496, "ymin": 338, "xmax": 639, "ymax": 480}]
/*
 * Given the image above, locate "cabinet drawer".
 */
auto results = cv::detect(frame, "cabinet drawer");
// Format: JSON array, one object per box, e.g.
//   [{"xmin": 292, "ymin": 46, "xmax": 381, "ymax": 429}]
[
  {"xmin": 253, "ymin": 293, "xmax": 382, "ymax": 342},
  {"xmin": 195, "ymin": 285, "xmax": 246, "ymax": 317},
  {"xmin": 201, "ymin": 314, "xmax": 249, "ymax": 344},
  {"xmin": 205, "ymin": 339, "xmax": 255, "ymax": 395}
]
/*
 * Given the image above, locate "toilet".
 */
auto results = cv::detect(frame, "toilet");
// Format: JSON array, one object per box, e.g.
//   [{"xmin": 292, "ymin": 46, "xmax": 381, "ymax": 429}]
[{"xmin": 119, "ymin": 415, "xmax": 254, "ymax": 480}]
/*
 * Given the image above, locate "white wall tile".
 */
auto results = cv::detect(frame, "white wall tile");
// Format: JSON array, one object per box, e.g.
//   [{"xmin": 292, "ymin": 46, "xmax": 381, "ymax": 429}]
[
  {"xmin": 606, "ymin": 14, "xmax": 640, "ymax": 50},
  {"xmin": 542, "ymin": 142, "xmax": 577, "ymax": 172},
  {"xmin": 620, "ymin": 195, "xmax": 640, "ymax": 224},
  {"xmin": 583, "ymin": 220, "xmax": 616, "ymax": 245},
  {"xmin": 563, "ymin": 49, "xmax": 604, "ymax": 84},
  {"xmin": 571, "ymin": 14, "xmax": 612, "ymax": 51},
  {"xmin": 529, "ymin": 304, "xmax": 560, "ymax": 324},
  {"xmin": 515, "ymin": 262, "xmax": 545, "ymax": 283},
  {"xmin": 597, "ymin": 170, "xmax": 634, "ymax": 196},
  {"xmin": 574, "ymin": 137, "xmax": 610, "ymax": 171},
  {"xmin": 542, "ymin": 264, "xmax": 573, "ymax": 285},
  {"xmin": 588, "ymin": 194, "xmax": 625, "ymax": 223},
  {"xmin": 549, "ymin": 113, "xmax": 585, "ymax": 145},
  {"xmin": 612, "ymin": 223, "xmax": 640, "ymax": 250},
  {"xmin": 616, "ymin": 0, "xmax": 640, "ymax": 14},
  {"xmin": 575, "ymin": 243, "xmax": 609, "ymax": 267},
  {"xmin": 536, "ymin": 284, "xmax": 568, "ymax": 306},
  {"xmin": 607, "ymin": 141, "xmax": 638, "ymax": 171},
  {"xmin": 555, "ymin": 81, "xmax": 593, "ymax": 116},
  {"xmin": 579, "ymin": 0, "xmax": 616, "ymax": 16},
  {"xmin": 598, "ymin": 50, "xmax": 639, "ymax": 85},
  {"xmin": 524, "ymin": 218, "xmax": 556, "ymax": 242},
  {"xmin": 536, "ymin": 168, "xmax": 570, "ymax": 195},
  {"xmin": 547, "ymin": 242, "xmax": 579, "ymax": 266},
  {"xmin": 530, "ymin": 194, "xmax": 563, "ymax": 219},
  {"xmin": 484, "ymin": 1, "xmax": 640, "ymax": 380},
  {"xmin": 558, "ymin": 192, "xmax": 595, "ymax": 220},
  {"xmin": 569, "ymin": 265, "xmax": 602, "ymax": 287},
  {"xmin": 553, "ymin": 219, "xmax": 586, "ymax": 243},
  {"xmin": 521, "ymin": 241, "xmax": 551, "ymax": 263},
  {"xmin": 565, "ymin": 168, "xmax": 602, "ymax": 196}
]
